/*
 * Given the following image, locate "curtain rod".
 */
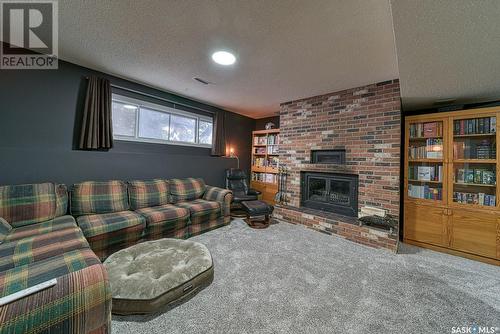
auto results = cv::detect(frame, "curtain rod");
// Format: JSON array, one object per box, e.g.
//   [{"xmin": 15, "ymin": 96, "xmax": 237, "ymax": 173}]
[{"xmin": 84, "ymin": 76, "xmax": 216, "ymax": 115}]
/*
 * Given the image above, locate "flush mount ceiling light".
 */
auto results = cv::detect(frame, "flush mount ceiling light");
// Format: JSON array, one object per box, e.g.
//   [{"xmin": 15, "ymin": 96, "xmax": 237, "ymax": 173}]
[
  {"xmin": 211, "ymin": 51, "xmax": 236, "ymax": 65},
  {"xmin": 123, "ymin": 104, "xmax": 137, "ymax": 110}
]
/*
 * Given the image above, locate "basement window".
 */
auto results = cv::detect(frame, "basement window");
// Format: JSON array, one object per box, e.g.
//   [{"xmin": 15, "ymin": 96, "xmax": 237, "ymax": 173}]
[{"xmin": 112, "ymin": 94, "xmax": 213, "ymax": 148}]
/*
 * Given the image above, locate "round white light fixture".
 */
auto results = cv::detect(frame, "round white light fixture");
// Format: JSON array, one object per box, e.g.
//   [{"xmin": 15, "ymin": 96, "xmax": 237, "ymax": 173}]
[
  {"xmin": 123, "ymin": 104, "xmax": 137, "ymax": 110},
  {"xmin": 211, "ymin": 51, "xmax": 236, "ymax": 65}
]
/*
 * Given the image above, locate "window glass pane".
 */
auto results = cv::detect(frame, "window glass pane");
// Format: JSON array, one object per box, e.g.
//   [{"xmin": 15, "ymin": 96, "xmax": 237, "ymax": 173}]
[
  {"xmin": 199, "ymin": 120, "xmax": 213, "ymax": 145},
  {"xmin": 138, "ymin": 107, "xmax": 170, "ymax": 140},
  {"xmin": 112, "ymin": 101, "xmax": 137, "ymax": 136},
  {"xmin": 170, "ymin": 115, "xmax": 196, "ymax": 143}
]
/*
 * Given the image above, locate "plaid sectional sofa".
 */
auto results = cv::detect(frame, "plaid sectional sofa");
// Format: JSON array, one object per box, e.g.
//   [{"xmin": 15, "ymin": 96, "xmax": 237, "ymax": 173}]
[
  {"xmin": 0, "ymin": 178, "xmax": 232, "ymax": 333},
  {"xmin": 0, "ymin": 183, "xmax": 112, "ymax": 333}
]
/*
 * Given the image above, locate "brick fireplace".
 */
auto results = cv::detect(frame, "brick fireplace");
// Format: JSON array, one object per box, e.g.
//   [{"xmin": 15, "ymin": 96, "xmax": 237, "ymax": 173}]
[{"xmin": 273, "ymin": 79, "xmax": 401, "ymax": 251}]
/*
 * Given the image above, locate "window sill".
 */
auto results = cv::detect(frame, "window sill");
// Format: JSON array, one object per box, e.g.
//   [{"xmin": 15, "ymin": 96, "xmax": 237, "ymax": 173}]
[{"xmin": 114, "ymin": 136, "xmax": 212, "ymax": 149}]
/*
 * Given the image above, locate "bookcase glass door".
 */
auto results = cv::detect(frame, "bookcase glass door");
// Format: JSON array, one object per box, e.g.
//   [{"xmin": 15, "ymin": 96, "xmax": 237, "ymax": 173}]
[
  {"xmin": 407, "ymin": 120, "xmax": 444, "ymax": 201},
  {"xmin": 452, "ymin": 116, "xmax": 497, "ymax": 207}
]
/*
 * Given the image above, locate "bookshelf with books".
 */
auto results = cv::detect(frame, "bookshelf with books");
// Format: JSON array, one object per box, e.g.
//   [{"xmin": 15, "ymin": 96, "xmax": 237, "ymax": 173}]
[
  {"xmin": 251, "ymin": 129, "xmax": 280, "ymax": 204},
  {"xmin": 407, "ymin": 119, "xmax": 445, "ymax": 203},
  {"xmin": 405, "ymin": 107, "xmax": 500, "ymax": 266}
]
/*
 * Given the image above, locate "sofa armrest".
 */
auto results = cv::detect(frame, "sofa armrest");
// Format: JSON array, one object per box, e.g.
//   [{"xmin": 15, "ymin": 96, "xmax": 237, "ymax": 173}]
[
  {"xmin": 0, "ymin": 263, "xmax": 111, "ymax": 333},
  {"xmin": 0, "ymin": 217, "xmax": 12, "ymax": 244},
  {"xmin": 203, "ymin": 186, "xmax": 233, "ymax": 217}
]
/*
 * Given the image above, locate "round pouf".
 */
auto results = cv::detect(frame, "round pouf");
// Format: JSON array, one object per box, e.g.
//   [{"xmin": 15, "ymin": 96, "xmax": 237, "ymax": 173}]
[{"xmin": 104, "ymin": 238, "xmax": 214, "ymax": 315}]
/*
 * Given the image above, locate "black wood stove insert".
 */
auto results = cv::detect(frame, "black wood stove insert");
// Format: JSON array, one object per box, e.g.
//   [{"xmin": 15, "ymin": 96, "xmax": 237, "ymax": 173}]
[{"xmin": 300, "ymin": 171, "xmax": 358, "ymax": 217}]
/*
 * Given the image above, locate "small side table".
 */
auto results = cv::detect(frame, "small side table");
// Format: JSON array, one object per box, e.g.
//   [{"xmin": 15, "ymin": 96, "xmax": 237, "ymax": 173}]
[{"xmin": 241, "ymin": 200, "xmax": 274, "ymax": 229}]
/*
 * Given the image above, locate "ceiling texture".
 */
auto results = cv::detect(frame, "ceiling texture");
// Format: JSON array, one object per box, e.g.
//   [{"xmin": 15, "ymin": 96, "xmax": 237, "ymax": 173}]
[
  {"xmin": 391, "ymin": 0, "xmax": 500, "ymax": 111},
  {"xmin": 58, "ymin": 0, "xmax": 398, "ymax": 118},
  {"xmin": 55, "ymin": 0, "xmax": 500, "ymax": 118}
]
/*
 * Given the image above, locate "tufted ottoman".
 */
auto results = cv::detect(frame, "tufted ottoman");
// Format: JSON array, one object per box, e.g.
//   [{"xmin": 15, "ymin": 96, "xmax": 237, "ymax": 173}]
[{"xmin": 103, "ymin": 238, "xmax": 214, "ymax": 315}]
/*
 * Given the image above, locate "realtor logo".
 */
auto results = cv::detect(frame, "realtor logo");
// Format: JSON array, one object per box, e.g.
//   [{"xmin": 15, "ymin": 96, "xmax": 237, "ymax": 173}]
[{"xmin": 0, "ymin": 0, "xmax": 58, "ymax": 69}]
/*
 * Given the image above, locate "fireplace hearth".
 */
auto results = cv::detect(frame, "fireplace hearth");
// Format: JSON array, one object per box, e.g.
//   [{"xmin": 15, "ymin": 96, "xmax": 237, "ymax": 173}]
[{"xmin": 300, "ymin": 171, "xmax": 358, "ymax": 217}]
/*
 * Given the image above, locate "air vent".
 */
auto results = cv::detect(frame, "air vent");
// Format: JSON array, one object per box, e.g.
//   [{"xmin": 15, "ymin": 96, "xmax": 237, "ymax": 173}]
[{"xmin": 193, "ymin": 77, "xmax": 210, "ymax": 85}]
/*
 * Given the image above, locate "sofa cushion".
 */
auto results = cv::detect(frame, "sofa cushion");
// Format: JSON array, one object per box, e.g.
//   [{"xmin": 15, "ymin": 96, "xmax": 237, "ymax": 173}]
[
  {"xmin": 135, "ymin": 204, "xmax": 190, "ymax": 226},
  {"xmin": 71, "ymin": 180, "xmax": 129, "ymax": 216},
  {"xmin": 0, "ymin": 217, "xmax": 12, "ymax": 244},
  {"xmin": 169, "ymin": 178, "xmax": 206, "ymax": 203},
  {"xmin": 128, "ymin": 180, "xmax": 169, "ymax": 210},
  {"xmin": 0, "ymin": 183, "xmax": 57, "ymax": 228},
  {"xmin": 0, "ymin": 227, "xmax": 89, "ymax": 272},
  {"xmin": 76, "ymin": 211, "xmax": 145, "ymax": 238},
  {"xmin": 175, "ymin": 199, "xmax": 221, "ymax": 225},
  {"xmin": 5, "ymin": 215, "xmax": 77, "ymax": 243}
]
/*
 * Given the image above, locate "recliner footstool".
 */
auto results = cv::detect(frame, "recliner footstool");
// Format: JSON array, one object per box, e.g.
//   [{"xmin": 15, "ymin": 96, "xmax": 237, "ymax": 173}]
[
  {"xmin": 241, "ymin": 200, "xmax": 274, "ymax": 229},
  {"xmin": 103, "ymin": 238, "xmax": 214, "ymax": 315}
]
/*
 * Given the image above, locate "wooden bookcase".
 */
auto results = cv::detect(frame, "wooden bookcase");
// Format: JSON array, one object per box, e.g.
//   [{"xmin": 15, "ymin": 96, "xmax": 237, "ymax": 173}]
[
  {"xmin": 251, "ymin": 129, "xmax": 280, "ymax": 204},
  {"xmin": 404, "ymin": 107, "xmax": 500, "ymax": 265}
]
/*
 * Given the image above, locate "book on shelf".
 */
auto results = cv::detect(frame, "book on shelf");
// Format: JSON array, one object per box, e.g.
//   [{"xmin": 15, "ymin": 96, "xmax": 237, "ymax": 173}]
[
  {"xmin": 253, "ymin": 157, "xmax": 265, "ymax": 167},
  {"xmin": 254, "ymin": 147, "xmax": 266, "ymax": 154},
  {"xmin": 455, "ymin": 168, "xmax": 496, "ymax": 185},
  {"xmin": 454, "ymin": 139, "xmax": 495, "ymax": 159},
  {"xmin": 453, "ymin": 117, "xmax": 496, "ymax": 135},
  {"xmin": 267, "ymin": 156, "xmax": 279, "ymax": 168},
  {"xmin": 408, "ymin": 138, "xmax": 443, "ymax": 159},
  {"xmin": 254, "ymin": 136, "xmax": 267, "ymax": 145},
  {"xmin": 267, "ymin": 145, "xmax": 279, "ymax": 154},
  {"xmin": 453, "ymin": 191, "xmax": 496, "ymax": 206},
  {"xmin": 409, "ymin": 122, "xmax": 443, "ymax": 139},
  {"xmin": 267, "ymin": 134, "xmax": 280, "ymax": 145},
  {"xmin": 408, "ymin": 184, "xmax": 442, "ymax": 200},
  {"xmin": 409, "ymin": 165, "xmax": 442, "ymax": 182},
  {"xmin": 252, "ymin": 172, "xmax": 277, "ymax": 184}
]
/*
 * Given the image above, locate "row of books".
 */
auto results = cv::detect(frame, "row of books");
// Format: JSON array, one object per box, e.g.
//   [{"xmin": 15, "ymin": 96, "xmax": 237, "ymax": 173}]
[
  {"xmin": 267, "ymin": 156, "xmax": 279, "ymax": 168},
  {"xmin": 253, "ymin": 157, "xmax": 265, "ymax": 167},
  {"xmin": 252, "ymin": 172, "xmax": 277, "ymax": 184},
  {"xmin": 408, "ymin": 165, "xmax": 443, "ymax": 182},
  {"xmin": 254, "ymin": 147, "xmax": 266, "ymax": 154},
  {"xmin": 455, "ymin": 168, "xmax": 496, "ymax": 185},
  {"xmin": 267, "ymin": 145, "xmax": 279, "ymax": 154},
  {"xmin": 453, "ymin": 139, "xmax": 496, "ymax": 160},
  {"xmin": 453, "ymin": 192, "xmax": 496, "ymax": 206},
  {"xmin": 453, "ymin": 117, "xmax": 496, "ymax": 135},
  {"xmin": 254, "ymin": 135, "xmax": 267, "ymax": 145},
  {"xmin": 268, "ymin": 134, "xmax": 279, "ymax": 145},
  {"xmin": 408, "ymin": 184, "xmax": 442, "ymax": 200},
  {"xmin": 253, "ymin": 156, "xmax": 279, "ymax": 168},
  {"xmin": 409, "ymin": 139, "xmax": 443, "ymax": 159},
  {"xmin": 409, "ymin": 122, "xmax": 443, "ymax": 139}
]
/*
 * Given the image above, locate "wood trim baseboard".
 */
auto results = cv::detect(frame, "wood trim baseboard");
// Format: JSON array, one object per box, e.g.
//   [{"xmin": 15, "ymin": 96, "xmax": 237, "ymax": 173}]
[{"xmin": 403, "ymin": 239, "xmax": 500, "ymax": 266}]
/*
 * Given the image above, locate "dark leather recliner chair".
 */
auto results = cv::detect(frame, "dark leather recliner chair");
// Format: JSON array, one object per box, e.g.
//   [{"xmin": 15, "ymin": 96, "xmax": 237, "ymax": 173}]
[{"xmin": 225, "ymin": 169, "xmax": 261, "ymax": 203}]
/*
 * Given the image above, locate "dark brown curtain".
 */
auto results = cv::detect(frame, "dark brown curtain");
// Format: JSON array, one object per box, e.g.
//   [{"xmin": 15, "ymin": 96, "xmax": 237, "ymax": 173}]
[
  {"xmin": 211, "ymin": 110, "xmax": 226, "ymax": 156},
  {"xmin": 78, "ymin": 76, "xmax": 113, "ymax": 150}
]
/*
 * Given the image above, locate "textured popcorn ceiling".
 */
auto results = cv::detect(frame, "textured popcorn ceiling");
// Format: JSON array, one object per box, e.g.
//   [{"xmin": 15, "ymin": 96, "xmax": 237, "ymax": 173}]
[
  {"xmin": 55, "ymin": 1, "xmax": 500, "ymax": 118},
  {"xmin": 57, "ymin": 0, "xmax": 398, "ymax": 118},
  {"xmin": 391, "ymin": 0, "xmax": 500, "ymax": 111}
]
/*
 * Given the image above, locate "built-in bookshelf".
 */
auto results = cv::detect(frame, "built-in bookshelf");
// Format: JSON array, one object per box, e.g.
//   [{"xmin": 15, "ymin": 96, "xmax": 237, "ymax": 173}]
[
  {"xmin": 407, "ymin": 120, "xmax": 444, "ymax": 202},
  {"xmin": 404, "ymin": 107, "xmax": 500, "ymax": 266},
  {"xmin": 251, "ymin": 129, "xmax": 280, "ymax": 204}
]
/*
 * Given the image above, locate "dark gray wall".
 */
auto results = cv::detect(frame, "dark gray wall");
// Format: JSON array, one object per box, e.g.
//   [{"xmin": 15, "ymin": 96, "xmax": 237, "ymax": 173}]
[
  {"xmin": 255, "ymin": 116, "xmax": 280, "ymax": 130},
  {"xmin": 0, "ymin": 60, "xmax": 255, "ymax": 187}
]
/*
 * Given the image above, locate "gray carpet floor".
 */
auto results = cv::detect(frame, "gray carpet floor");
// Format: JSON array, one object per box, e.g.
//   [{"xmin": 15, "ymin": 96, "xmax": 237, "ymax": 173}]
[{"xmin": 112, "ymin": 219, "xmax": 500, "ymax": 334}]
